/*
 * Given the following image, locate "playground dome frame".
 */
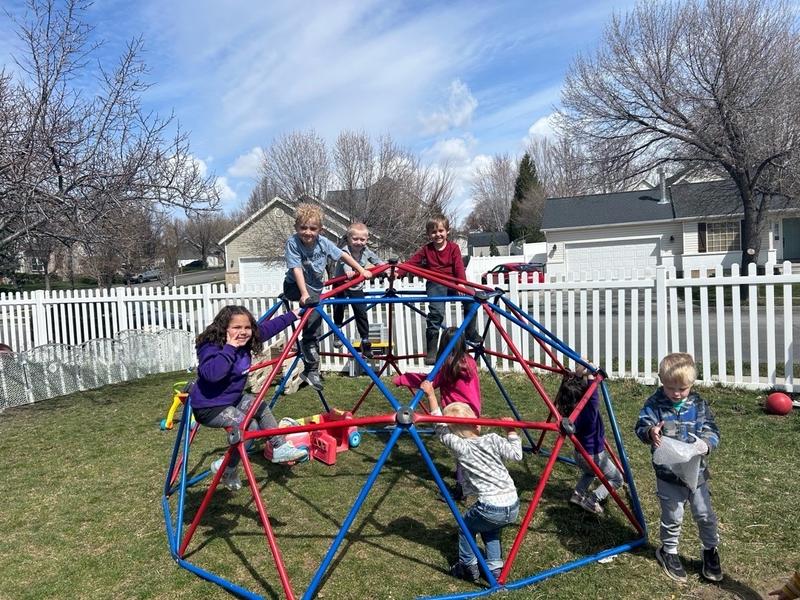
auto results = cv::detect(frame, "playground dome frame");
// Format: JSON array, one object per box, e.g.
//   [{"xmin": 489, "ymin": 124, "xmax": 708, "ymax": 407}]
[{"xmin": 162, "ymin": 259, "xmax": 647, "ymax": 599}]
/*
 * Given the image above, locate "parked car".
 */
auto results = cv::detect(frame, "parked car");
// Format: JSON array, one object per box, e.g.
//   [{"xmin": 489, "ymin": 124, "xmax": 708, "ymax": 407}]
[
  {"xmin": 480, "ymin": 262, "xmax": 545, "ymax": 285},
  {"xmin": 133, "ymin": 269, "xmax": 163, "ymax": 284}
]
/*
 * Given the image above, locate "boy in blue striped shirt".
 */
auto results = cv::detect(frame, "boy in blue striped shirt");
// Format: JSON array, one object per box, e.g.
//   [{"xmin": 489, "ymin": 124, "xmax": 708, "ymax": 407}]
[{"xmin": 635, "ymin": 352, "xmax": 722, "ymax": 584}]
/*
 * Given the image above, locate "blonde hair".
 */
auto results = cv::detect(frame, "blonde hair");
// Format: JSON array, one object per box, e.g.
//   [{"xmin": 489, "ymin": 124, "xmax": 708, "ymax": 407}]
[
  {"xmin": 426, "ymin": 215, "xmax": 449, "ymax": 234},
  {"xmin": 347, "ymin": 222, "xmax": 369, "ymax": 239},
  {"xmin": 295, "ymin": 203, "xmax": 323, "ymax": 228},
  {"xmin": 658, "ymin": 352, "xmax": 697, "ymax": 387},
  {"xmin": 442, "ymin": 402, "xmax": 477, "ymax": 438}
]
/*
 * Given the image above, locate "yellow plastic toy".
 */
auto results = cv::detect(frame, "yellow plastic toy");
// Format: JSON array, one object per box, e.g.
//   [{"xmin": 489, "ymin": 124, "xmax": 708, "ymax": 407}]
[{"xmin": 160, "ymin": 381, "xmax": 195, "ymax": 431}]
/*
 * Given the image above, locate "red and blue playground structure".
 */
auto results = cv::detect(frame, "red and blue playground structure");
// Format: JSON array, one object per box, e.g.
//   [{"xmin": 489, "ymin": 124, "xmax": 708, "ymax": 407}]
[{"xmin": 162, "ymin": 259, "xmax": 648, "ymax": 599}]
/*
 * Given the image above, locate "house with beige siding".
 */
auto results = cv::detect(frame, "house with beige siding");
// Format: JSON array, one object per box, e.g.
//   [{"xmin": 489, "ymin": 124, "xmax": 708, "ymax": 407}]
[
  {"xmin": 541, "ymin": 178, "xmax": 800, "ymax": 279},
  {"xmin": 219, "ymin": 196, "xmax": 353, "ymax": 287}
]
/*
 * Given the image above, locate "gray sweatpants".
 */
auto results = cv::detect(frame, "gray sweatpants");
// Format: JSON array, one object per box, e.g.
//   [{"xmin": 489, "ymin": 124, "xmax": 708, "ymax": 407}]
[{"xmin": 656, "ymin": 477, "xmax": 719, "ymax": 553}]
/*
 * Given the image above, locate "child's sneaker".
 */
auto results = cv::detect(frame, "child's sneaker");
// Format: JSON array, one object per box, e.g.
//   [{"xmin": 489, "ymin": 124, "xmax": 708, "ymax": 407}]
[
  {"xmin": 569, "ymin": 490, "xmax": 585, "ymax": 507},
  {"xmin": 210, "ymin": 458, "xmax": 242, "ymax": 491},
  {"xmin": 270, "ymin": 441, "xmax": 308, "ymax": 464},
  {"xmin": 655, "ymin": 546, "xmax": 687, "ymax": 583},
  {"xmin": 360, "ymin": 340, "xmax": 374, "ymax": 359},
  {"xmin": 332, "ymin": 337, "xmax": 344, "ymax": 349},
  {"xmin": 577, "ymin": 493, "xmax": 604, "ymax": 514},
  {"xmin": 300, "ymin": 370, "xmax": 324, "ymax": 391},
  {"xmin": 701, "ymin": 547, "xmax": 723, "ymax": 582},
  {"xmin": 449, "ymin": 561, "xmax": 479, "ymax": 582}
]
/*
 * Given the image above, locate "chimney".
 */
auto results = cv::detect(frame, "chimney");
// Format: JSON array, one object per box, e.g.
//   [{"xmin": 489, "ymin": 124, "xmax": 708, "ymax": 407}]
[{"xmin": 657, "ymin": 167, "xmax": 668, "ymax": 204}]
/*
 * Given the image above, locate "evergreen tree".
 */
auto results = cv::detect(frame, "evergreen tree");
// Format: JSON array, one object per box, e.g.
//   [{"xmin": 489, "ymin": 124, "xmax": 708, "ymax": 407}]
[{"xmin": 506, "ymin": 153, "xmax": 544, "ymax": 243}]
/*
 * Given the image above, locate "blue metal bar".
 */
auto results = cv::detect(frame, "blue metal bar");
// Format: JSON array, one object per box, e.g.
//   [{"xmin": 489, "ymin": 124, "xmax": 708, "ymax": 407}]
[
  {"xmin": 163, "ymin": 396, "xmax": 189, "ymax": 497},
  {"xmin": 406, "ymin": 301, "xmax": 482, "ymax": 412},
  {"xmin": 406, "ymin": 426, "xmax": 499, "ymax": 588},
  {"xmin": 267, "ymin": 355, "xmax": 304, "ymax": 410},
  {"xmin": 477, "ymin": 349, "xmax": 537, "ymax": 450},
  {"xmin": 489, "ymin": 300, "xmax": 577, "ymax": 361},
  {"xmin": 302, "ymin": 426, "xmax": 405, "ymax": 600},
  {"xmin": 600, "ymin": 380, "xmax": 647, "ymax": 531},
  {"xmin": 174, "ymin": 396, "xmax": 194, "ymax": 555},
  {"xmin": 317, "ymin": 310, "xmax": 403, "ymax": 411},
  {"xmin": 503, "ymin": 537, "xmax": 648, "ymax": 591},
  {"xmin": 161, "ymin": 496, "xmax": 177, "ymax": 558},
  {"xmin": 255, "ymin": 299, "xmax": 283, "ymax": 324},
  {"xmin": 178, "ymin": 558, "xmax": 265, "ymax": 599}
]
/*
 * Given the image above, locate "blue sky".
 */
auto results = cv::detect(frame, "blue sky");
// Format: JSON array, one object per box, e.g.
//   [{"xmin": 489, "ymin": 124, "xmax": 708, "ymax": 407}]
[{"xmin": 0, "ymin": 0, "xmax": 637, "ymax": 220}]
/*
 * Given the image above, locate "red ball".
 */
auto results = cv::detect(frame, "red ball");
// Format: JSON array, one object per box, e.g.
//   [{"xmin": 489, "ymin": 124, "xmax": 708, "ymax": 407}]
[{"xmin": 765, "ymin": 392, "xmax": 793, "ymax": 416}]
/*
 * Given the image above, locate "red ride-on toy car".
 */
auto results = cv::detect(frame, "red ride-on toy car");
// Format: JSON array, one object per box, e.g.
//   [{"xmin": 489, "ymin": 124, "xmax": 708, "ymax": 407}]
[{"xmin": 263, "ymin": 409, "xmax": 361, "ymax": 466}]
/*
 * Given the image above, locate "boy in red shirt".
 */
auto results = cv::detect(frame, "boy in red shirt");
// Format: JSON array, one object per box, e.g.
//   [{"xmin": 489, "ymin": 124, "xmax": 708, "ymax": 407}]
[{"xmin": 404, "ymin": 215, "xmax": 480, "ymax": 364}]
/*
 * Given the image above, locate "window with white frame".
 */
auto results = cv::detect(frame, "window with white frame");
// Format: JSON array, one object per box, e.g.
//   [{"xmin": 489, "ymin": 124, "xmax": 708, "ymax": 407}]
[{"xmin": 698, "ymin": 221, "xmax": 741, "ymax": 253}]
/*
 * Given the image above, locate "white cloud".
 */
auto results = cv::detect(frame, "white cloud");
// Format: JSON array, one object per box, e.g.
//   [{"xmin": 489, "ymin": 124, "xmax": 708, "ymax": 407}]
[
  {"xmin": 525, "ymin": 112, "xmax": 559, "ymax": 143},
  {"xmin": 228, "ymin": 147, "xmax": 265, "ymax": 179},
  {"xmin": 423, "ymin": 135, "xmax": 476, "ymax": 166},
  {"xmin": 420, "ymin": 79, "xmax": 478, "ymax": 134},
  {"xmin": 215, "ymin": 176, "xmax": 237, "ymax": 204}
]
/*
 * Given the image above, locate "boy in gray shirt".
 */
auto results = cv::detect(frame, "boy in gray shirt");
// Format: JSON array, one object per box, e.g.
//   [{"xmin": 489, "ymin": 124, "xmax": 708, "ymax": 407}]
[
  {"xmin": 332, "ymin": 223, "xmax": 385, "ymax": 358},
  {"xmin": 284, "ymin": 204, "xmax": 372, "ymax": 390}
]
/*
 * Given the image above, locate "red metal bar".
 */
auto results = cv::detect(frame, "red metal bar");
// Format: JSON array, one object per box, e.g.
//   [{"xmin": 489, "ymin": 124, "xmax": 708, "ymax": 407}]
[
  {"xmin": 485, "ymin": 310, "xmax": 560, "ymax": 418},
  {"xmin": 501, "ymin": 433, "xmax": 566, "ymax": 582},
  {"xmin": 502, "ymin": 300, "xmax": 564, "ymax": 372},
  {"xmin": 239, "ymin": 449, "xmax": 296, "ymax": 600},
  {"xmin": 481, "ymin": 347, "xmax": 564, "ymax": 374},
  {"xmin": 570, "ymin": 435, "xmax": 644, "ymax": 536},
  {"xmin": 179, "ymin": 449, "xmax": 232, "ymax": 556},
  {"xmin": 169, "ymin": 422, "xmax": 200, "ymax": 489},
  {"xmin": 242, "ymin": 413, "xmax": 398, "ymax": 441}
]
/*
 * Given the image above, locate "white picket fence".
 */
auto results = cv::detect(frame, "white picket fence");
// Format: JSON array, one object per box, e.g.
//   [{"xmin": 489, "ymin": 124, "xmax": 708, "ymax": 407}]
[{"xmin": 0, "ymin": 262, "xmax": 797, "ymax": 394}]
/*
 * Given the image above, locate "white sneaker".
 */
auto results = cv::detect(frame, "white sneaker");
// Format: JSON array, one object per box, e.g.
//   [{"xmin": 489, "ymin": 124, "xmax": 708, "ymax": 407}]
[{"xmin": 210, "ymin": 457, "xmax": 242, "ymax": 491}]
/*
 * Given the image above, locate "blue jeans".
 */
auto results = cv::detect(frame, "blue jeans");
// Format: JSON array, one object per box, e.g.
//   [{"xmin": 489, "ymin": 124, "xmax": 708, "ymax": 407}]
[
  {"xmin": 426, "ymin": 281, "xmax": 479, "ymax": 340},
  {"xmin": 458, "ymin": 500, "xmax": 519, "ymax": 571}
]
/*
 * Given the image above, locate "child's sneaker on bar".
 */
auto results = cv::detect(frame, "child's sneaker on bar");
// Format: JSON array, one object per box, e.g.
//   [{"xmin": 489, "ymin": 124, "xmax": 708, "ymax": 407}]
[
  {"xmin": 270, "ymin": 441, "xmax": 308, "ymax": 464},
  {"xmin": 569, "ymin": 490, "xmax": 584, "ymax": 507},
  {"xmin": 300, "ymin": 370, "xmax": 324, "ymax": 391}
]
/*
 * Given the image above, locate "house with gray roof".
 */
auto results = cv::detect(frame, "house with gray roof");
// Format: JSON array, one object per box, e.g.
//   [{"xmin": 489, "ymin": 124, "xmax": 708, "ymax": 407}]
[
  {"xmin": 467, "ymin": 231, "xmax": 510, "ymax": 257},
  {"xmin": 541, "ymin": 177, "xmax": 800, "ymax": 278}
]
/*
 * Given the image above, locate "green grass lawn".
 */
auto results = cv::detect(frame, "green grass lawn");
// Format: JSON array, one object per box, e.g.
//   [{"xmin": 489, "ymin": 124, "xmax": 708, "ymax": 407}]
[{"xmin": 0, "ymin": 371, "xmax": 797, "ymax": 600}]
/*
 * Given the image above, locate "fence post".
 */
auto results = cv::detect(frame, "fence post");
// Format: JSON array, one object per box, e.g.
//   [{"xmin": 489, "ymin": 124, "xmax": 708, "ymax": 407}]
[
  {"xmin": 32, "ymin": 289, "xmax": 48, "ymax": 347},
  {"xmin": 202, "ymin": 284, "xmax": 214, "ymax": 328},
  {"xmin": 655, "ymin": 266, "xmax": 667, "ymax": 365},
  {"xmin": 115, "ymin": 286, "xmax": 129, "ymax": 333}
]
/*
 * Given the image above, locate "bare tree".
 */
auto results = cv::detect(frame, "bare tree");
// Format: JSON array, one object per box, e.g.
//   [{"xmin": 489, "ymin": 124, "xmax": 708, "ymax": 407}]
[
  {"xmin": 262, "ymin": 129, "xmax": 329, "ymax": 202},
  {"xmin": 183, "ymin": 213, "xmax": 231, "ymax": 268},
  {"xmin": 331, "ymin": 131, "xmax": 455, "ymax": 254},
  {"xmin": 0, "ymin": 0, "xmax": 219, "ymax": 258},
  {"xmin": 466, "ymin": 154, "xmax": 515, "ymax": 231},
  {"xmin": 560, "ymin": 0, "xmax": 800, "ymax": 269},
  {"xmin": 230, "ymin": 176, "xmax": 282, "ymax": 223}
]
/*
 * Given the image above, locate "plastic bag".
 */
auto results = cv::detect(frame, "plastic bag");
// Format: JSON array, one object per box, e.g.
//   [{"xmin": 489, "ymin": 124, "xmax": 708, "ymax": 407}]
[{"xmin": 652, "ymin": 434, "xmax": 704, "ymax": 491}]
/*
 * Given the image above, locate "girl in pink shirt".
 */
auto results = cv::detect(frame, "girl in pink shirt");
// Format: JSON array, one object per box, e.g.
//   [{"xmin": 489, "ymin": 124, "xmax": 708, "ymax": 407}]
[
  {"xmin": 392, "ymin": 327, "xmax": 481, "ymax": 417},
  {"xmin": 393, "ymin": 327, "xmax": 481, "ymax": 499}
]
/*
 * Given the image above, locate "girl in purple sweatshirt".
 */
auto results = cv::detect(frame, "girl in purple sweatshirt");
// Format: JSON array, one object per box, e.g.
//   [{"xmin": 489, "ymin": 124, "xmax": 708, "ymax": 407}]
[
  {"xmin": 192, "ymin": 305, "xmax": 307, "ymax": 490},
  {"xmin": 555, "ymin": 369, "xmax": 623, "ymax": 514}
]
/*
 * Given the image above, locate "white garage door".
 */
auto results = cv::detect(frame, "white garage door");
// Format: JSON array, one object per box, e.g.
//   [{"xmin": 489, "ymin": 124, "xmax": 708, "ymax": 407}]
[
  {"xmin": 565, "ymin": 239, "xmax": 660, "ymax": 278},
  {"xmin": 238, "ymin": 257, "xmax": 286, "ymax": 288}
]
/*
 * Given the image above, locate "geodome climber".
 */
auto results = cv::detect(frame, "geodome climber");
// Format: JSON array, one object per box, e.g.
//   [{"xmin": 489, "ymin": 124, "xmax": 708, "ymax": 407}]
[{"xmin": 162, "ymin": 259, "xmax": 647, "ymax": 600}]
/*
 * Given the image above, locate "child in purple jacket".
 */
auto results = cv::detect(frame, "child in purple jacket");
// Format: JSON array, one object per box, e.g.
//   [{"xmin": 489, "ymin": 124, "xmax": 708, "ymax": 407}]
[
  {"xmin": 555, "ymin": 367, "xmax": 623, "ymax": 514},
  {"xmin": 192, "ymin": 305, "xmax": 308, "ymax": 491}
]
